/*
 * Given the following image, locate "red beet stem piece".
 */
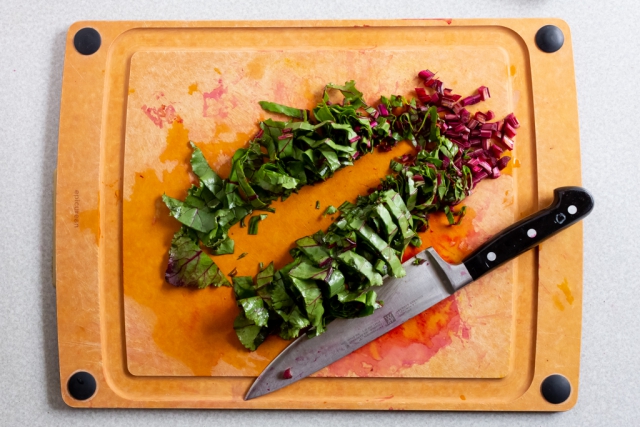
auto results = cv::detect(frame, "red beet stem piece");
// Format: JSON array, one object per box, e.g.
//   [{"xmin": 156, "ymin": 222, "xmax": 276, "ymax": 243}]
[{"xmin": 418, "ymin": 69, "xmax": 435, "ymax": 81}]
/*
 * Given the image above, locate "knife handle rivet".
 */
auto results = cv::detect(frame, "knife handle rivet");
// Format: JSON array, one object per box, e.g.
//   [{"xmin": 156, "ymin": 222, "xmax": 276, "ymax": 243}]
[
  {"xmin": 567, "ymin": 205, "xmax": 577, "ymax": 215},
  {"xmin": 527, "ymin": 229, "xmax": 537, "ymax": 238},
  {"xmin": 67, "ymin": 371, "xmax": 97, "ymax": 401},
  {"xmin": 541, "ymin": 374, "xmax": 571, "ymax": 404},
  {"xmin": 486, "ymin": 252, "xmax": 496, "ymax": 262}
]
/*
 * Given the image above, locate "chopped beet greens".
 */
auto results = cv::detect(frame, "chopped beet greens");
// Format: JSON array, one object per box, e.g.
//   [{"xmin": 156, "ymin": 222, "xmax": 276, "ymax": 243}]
[
  {"xmin": 248, "ymin": 214, "xmax": 267, "ymax": 235},
  {"xmin": 161, "ymin": 70, "xmax": 517, "ymax": 349},
  {"xmin": 324, "ymin": 205, "xmax": 337, "ymax": 216},
  {"xmin": 165, "ymin": 228, "xmax": 230, "ymax": 288}
]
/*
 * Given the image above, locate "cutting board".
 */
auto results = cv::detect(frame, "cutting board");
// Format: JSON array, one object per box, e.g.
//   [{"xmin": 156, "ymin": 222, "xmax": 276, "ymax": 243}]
[{"xmin": 55, "ymin": 19, "xmax": 583, "ymax": 410}]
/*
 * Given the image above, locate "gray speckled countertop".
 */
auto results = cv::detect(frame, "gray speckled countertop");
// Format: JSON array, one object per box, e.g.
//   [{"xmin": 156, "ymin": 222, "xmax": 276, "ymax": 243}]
[{"xmin": 1, "ymin": 0, "xmax": 639, "ymax": 425}]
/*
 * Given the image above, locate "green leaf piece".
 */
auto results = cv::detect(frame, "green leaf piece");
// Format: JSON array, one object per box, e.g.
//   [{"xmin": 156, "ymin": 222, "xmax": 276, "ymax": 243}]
[
  {"xmin": 295, "ymin": 236, "xmax": 332, "ymax": 267},
  {"xmin": 190, "ymin": 142, "xmax": 224, "ymax": 196},
  {"xmin": 345, "ymin": 215, "xmax": 405, "ymax": 278},
  {"xmin": 248, "ymin": 214, "xmax": 268, "ymax": 235},
  {"xmin": 162, "ymin": 194, "xmax": 218, "ymax": 233},
  {"xmin": 259, "ymin": 101, "xmax": 305, "ymax": 120},
  {"xmin": 289, "ymin": 261, "xmax": 346, "ymax": 298},
  {"xmin": 289, "ymin": 277, "xmax": 325, "ymax": 336},
  {"xmin": 238, "ymin": 296, "xmax": 269, "ymax": 328},
  {"xmin": 336, "ymin": 250, "xmax": 384, "ymax": 288},
  {"xmin": 165, "ymin": 228, "xmax": 230, "ymax": 288},
  {"xmin": 232, "ymin": 276, "xmax": 256, "ymax": 300},
  {"xmin": 233, "ymin": 312, "xmax": 269, "ymax": 351},
  {"xmin": 324, "ymin": 205, "xmax": 337, "ymax": 216}
]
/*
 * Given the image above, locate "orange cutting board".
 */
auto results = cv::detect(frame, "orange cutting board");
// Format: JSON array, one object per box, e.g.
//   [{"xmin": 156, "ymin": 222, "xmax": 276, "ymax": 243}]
[{"xmin": 55, "ymin": 19, "xmax": 583, "ymax": 410}]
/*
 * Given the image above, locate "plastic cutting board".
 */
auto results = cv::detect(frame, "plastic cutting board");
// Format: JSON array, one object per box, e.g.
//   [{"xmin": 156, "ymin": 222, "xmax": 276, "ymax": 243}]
[{"xmin": 55, "ymin": 19, "xmax": 583, "ymax": 410}]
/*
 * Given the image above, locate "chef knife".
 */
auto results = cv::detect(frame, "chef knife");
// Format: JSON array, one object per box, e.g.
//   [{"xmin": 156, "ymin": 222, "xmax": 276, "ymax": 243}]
[{"xmin": 245, "ymin": 186, "xmax": 594, "ymax": 400}]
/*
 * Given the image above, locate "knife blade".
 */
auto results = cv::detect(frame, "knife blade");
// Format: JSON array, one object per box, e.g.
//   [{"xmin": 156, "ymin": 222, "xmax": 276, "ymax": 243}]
[{"xmin": 245, "ymin": 186, "xmax": 594, "ymax": 400}]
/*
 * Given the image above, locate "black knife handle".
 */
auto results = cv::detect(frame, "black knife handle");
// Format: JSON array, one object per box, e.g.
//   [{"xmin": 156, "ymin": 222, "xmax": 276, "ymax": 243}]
[{"xmin": 463, "ymin": 186, "xmax": 594, "ymax": 281}]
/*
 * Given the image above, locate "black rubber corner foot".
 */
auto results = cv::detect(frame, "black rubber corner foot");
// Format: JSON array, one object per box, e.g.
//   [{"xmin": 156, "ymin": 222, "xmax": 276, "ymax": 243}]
[
  {"xmin": 74, "ymin": 27, "xmax": 101, "ymax": 55},
  {"xmin": 68, "ymin": 371, "xmax": 97, "ymax": 401},
  {"xmin": 541, "ymin": 374, "xmax": 571, "ymax": 404},
  {"xmin": 535, "ymin": 25, "xmax": 564, "ymax": 53}
]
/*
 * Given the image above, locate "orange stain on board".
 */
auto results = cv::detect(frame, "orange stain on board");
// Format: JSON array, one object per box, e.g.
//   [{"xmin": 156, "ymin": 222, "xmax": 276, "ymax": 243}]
[
  {"xmin": 460, "ymin": 395, "xmax": 466, "ymax": 400},
  {"xmin": 124, "ymin": 119, "xmax": 289, "ymax": 375},
  {"xmin": 405, "ymin": 207, "xmax": 478, "ymax": 264},
  {"xmin": 510, "ymin": 65, "xmax": 517, "ymax": 76},
  {"xmin": 553, "ymin": 295, "xmax": 565, "ymax": 311},
  {"xmin": 245, "ymin": 57, "xmax": 265, "ymax": 80},
  {"xmin": 78, "ymin": 206, "xmax": 100, "ymax": 246},
  {"xmin": 557, "ymin": 278, "xmax": 574, "ymax": 305},
  {"xmin": 503, "ymin": 189, "xmax": 514, "ymax": 207},
  {"xmin": 159, "ymin": 120, "xmax": 191, "ymax": 165},
  {"xmin": 194, "ymin": 122, "xmax": 252, "ymax": 178},
  {"xmin": 188, "ymin": 83, "xmax": 199, "ymax": 95},
  {"xmin": 500, "ymin": 155, "xmax": 515, "ymax": 176},
  {"xmin": 125, "ymin": 119, "xmax": 478, "ymax": 376},
  {"xmin": 128, "ymin": 88, "xmax": 135, "ymax": 94}
]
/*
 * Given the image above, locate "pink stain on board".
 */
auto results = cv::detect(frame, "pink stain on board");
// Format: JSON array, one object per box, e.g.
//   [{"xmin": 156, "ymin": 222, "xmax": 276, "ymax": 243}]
[
  {"xmin": 401, "ymin": 18, "xmax": 452, "ymax": 25},
  {"xmin": 318, "ymin": 295, "xmax": 469, "ymax": 377},
  {"xmin": 141, "ymin": 104, "xmax": 177, "ymax": 129},
  {"xmin": 461, "ymin": 324, "xmax": 471, "ymax": 340},
  {"xmin": 314, "ymin": 210, "xmax": 482, "ymax": 377},
  {"xmin": 202, "ymin": 79, "xmax": 228, "ymax": 117},
  {"xmin": 272, "ymin": 80, "xmax": 287, "ymax": 104}
]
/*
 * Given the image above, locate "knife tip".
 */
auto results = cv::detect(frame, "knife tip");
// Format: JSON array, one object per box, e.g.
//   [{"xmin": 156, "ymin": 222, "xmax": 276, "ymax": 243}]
[
  {"xmin": 244, "ymin": 390, "xmax": 258, "ymax": 401},
  {"xmin": 244, "ymin": 380, "xmax": 264, "ymax": 401}
]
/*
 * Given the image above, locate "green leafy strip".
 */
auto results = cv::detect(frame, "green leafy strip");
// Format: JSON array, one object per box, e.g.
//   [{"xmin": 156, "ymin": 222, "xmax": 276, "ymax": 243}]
[
  {"xmin": 324, "ymin": 205, "xmax": 337, "ymax": 216},
  {"xmin": 258, "ymin": 101, "xmax": 307, "ymax": 121},
  {"xmin": 248, "ymin": 214, "xmax": 268, "ymax": 235},
  {"xmin": 165, "ymin": 228, "xmax": 230, "ymax": 288}
]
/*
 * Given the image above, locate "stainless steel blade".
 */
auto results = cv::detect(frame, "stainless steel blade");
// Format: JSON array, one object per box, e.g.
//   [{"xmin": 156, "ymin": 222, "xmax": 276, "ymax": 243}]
[{"xmin": 245, "ymin": 247, "xmax": 472, "ymax": 400}]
